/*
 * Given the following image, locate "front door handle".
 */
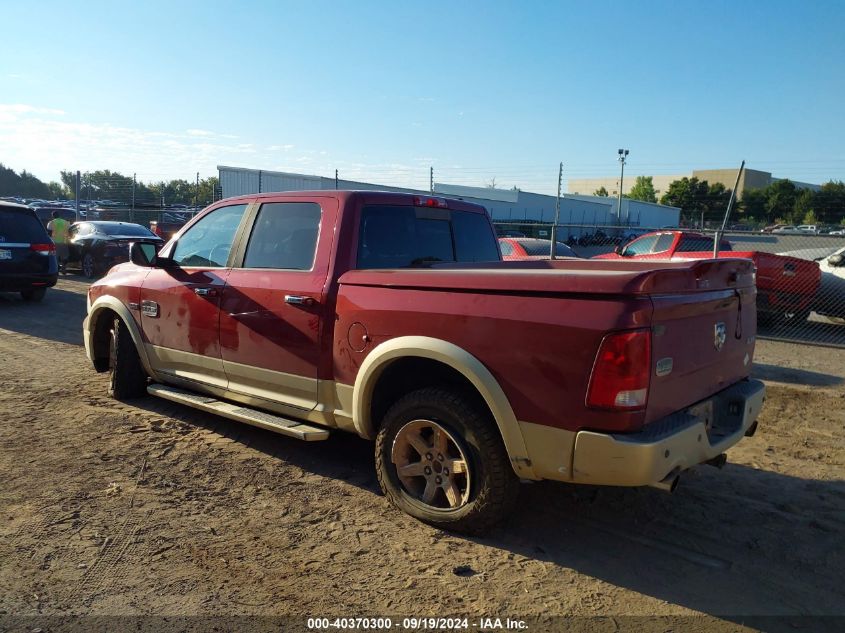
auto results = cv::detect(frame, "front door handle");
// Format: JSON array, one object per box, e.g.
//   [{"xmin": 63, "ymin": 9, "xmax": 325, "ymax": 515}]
[
  {"xmin": 285, "ymin": 294, "xmax": 315, "ymax": 306},
  {"xmin": 195, "ymin": 287, "xmax": 218, "ymax": 297}
]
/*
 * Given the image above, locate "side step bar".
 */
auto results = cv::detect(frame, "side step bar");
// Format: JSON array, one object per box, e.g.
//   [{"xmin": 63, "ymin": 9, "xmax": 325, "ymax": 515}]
[{"xmin": 147, "ymin": 384, "xmax": 330, "ymax": 441}]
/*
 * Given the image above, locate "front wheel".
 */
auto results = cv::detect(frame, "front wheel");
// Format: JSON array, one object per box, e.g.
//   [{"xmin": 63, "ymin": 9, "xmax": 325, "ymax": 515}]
[
  {"xmin": 108, "ymin": 317, "xmax": 147, "ymax": 400},
  {"xmin": 375, "ymin": 387, "xmax": 519, "ymax": 534}
]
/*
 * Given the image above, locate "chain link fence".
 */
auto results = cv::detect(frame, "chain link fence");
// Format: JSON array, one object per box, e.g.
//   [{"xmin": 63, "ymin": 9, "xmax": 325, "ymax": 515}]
[{"xmin": 493, "ymin": 221, "xmax": 845, "ymax": 348}]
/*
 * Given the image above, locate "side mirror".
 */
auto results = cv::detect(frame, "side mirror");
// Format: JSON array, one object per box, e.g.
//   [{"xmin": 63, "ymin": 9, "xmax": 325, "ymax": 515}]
[
  {"xmin": 130, "ymin": 242, "xmax": 165, "ymax": 267},
  {"xmin": 829, "ymin": 254, "xmax": 844, "ymax": 267},
  {"xmin": 614, "ymin": 244, "xmax": 624, "ymax": 255}
]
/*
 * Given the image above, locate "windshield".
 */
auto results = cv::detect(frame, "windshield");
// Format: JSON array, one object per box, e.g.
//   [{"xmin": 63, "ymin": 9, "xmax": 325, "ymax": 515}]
[{"xmin": 96, "ymin": 223, "xmax": 156, "ymax": 237}]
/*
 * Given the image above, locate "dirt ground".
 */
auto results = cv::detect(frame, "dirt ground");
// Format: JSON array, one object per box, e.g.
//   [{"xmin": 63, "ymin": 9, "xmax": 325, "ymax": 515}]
[{"xmin": 0, "ymin": 278, "xmax": 843, "ymax": 632}]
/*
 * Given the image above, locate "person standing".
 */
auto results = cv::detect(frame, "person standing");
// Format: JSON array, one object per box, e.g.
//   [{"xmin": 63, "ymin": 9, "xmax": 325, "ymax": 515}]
[{"xmin": 46, "ymin": 210, "xmax": 70, "ymax": 273}]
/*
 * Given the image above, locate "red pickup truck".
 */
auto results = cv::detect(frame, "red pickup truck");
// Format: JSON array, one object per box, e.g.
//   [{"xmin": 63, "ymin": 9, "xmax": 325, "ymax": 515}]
[
  {"xmin": 84, "ymin": 191, "xmax": 765, "ymax": 533},
  {"xmin": 593, "ymin": 231, "xmax": 821, "ymax": 325}
]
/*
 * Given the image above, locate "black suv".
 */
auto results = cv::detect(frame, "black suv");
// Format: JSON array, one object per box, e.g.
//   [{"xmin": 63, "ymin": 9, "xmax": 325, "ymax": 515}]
[{"xmin": 0, "ymin": 202, "xmax": 58, "ymax": 301}]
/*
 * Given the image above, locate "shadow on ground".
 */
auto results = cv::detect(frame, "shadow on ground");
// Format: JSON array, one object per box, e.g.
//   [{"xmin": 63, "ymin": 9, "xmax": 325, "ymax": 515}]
[
  {"xmin": 124, "ymin": 393, "xmax": 844, "ymax": 630},
  {"xmin": 0, "ymin": 280, "xmax": 89, "ymax": 346},
  {"xmin": 753, "ymin": 362, "xmax": 844, "ymax": 387},
  {"xmin": 758, "ymin": 313, "xmax": 845, "ymax": 348}
]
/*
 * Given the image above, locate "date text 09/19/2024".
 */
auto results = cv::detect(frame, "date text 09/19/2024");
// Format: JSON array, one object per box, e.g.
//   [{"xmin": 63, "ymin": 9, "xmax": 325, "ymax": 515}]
[{"xmin": 306, "ymin": 617, "xmax": 528, "ymax": 630}]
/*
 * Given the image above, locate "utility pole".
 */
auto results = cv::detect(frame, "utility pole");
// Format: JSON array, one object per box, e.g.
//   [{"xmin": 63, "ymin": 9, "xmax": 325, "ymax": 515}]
[
  {"xmin": 335, "ymin": 169, "xmax": 339, "ymax": 190},
  {"xmin": 195, "ymin": 172, "xmax": 199, "ymax": 209},
  {"xmin": 75, "ymin": 171, "xmax": 81, "ymax": 222},
  {"xmin": 617, "ymin": 148, "xmax": 629, "ymax": 225},
  {"xmin": 550, "ymin": 162, "xmax": 563, "ymax": 259},
  {"xmin": 258, "ymin": 170, "xmax": 262, "ymax": 194},
  {"xmin": 130, "ymin": 173, "xmax": 136, "ymax": 223},
  {"xmin": 430, "ymin": 166, "xmax": 434, "ymax": 194}
]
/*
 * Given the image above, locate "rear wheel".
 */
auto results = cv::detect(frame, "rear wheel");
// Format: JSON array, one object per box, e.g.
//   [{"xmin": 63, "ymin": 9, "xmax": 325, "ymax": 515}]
[
  {"xmin": 20, "ymin": 287, "xmax": 46, "ymax": 302},
  {"xmin": 108, "ymin": 317, "xmax": 147, "ymax": 400},
  {"xmin": 375, "ymin": 387, "xmax": 519, "ymax": 535}
]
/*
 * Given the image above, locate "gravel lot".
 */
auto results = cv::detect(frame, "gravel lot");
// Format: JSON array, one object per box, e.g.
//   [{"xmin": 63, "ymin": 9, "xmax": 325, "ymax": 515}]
[{"xmin": 1, "ymin": 278, "xmax": 843, "ymax": 632}]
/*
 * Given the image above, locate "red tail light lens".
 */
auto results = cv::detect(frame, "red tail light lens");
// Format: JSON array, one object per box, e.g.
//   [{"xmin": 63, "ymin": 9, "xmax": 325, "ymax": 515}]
[
  {"xmin": 30, "ymin": 243, "xmax": 56, "ymax": 255},
  {"xmin": 586, "ymin": 329, "xmax": 651, "ymax": 410}
]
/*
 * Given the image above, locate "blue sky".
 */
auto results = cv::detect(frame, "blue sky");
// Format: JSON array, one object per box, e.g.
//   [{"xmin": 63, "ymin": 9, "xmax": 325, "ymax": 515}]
[{"xmin": 1, "ymin": 0, "xmax": 843, "ymax": 194}]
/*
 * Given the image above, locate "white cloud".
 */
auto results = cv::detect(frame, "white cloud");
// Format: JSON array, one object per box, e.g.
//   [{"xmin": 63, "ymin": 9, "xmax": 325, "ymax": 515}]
[
  {"xmin": 186, "ymin": 128, "xmax": 214, "ymax": 136},
  {"xmin": 267, "ymin": 144, "xmax": 295, "ymax": 151}
]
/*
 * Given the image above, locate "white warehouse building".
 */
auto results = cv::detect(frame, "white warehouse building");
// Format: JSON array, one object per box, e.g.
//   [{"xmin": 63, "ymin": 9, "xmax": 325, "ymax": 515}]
[{"xmin": 218, "ymin": 166, "xmax": 681, "ymax": 234}]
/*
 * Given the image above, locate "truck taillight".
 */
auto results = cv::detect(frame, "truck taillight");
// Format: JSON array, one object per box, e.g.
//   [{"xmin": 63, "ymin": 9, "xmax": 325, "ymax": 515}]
[
  {"xmin": 586, "ymin": 329, "xmax": 651, "ymax": 411},
  {"xmin": 413, "ymin": 196, "xmax": 448, "ymax": 208},
  {"xmin": 31, "ymin": 243, "xmax": 56, "ymax": 256}
]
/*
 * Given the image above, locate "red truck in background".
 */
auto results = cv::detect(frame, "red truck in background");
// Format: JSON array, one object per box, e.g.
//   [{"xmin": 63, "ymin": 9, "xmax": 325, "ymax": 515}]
[
  {"xmin": 84, "ymin": 191, "xmax": 765, "ymax": 533},
  {"xmin": 593, "ymin": 230, "xmax": 821, "ymax": 325}
]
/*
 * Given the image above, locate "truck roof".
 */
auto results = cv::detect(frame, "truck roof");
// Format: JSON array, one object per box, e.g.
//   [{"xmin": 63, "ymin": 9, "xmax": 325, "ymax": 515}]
[{"xmin": 220, "ymin": 190, "xmax": 489, "ymax": 215}]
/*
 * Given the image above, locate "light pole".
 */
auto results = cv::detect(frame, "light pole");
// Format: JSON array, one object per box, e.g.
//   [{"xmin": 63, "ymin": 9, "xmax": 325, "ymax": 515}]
[{"xmin": 617, "ymin": 148, "xmax": 629, "ymax": 225}]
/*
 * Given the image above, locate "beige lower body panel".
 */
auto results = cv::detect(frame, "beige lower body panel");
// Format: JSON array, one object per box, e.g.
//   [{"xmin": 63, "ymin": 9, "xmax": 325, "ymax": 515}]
[
  {"xmin": 521, "ymin": 380, "xmax": 766, "ymax": 487},
  {"xmin": 145, "ymin": 344, "xmax": 356, "ymax": 432}
]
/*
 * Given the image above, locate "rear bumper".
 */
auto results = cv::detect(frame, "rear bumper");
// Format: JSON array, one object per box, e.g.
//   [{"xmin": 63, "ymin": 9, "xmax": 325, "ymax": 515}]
[
  {"xmin": 519, "ymin": 379, "xmax": 766, "ymax": 486},
  {"xmin": 0, "ymin": 272, "xmax": 58, "ymax": 291},
  {"xmin": 570, "ymin": 380, "xmax": 765, "ymax": 486}
]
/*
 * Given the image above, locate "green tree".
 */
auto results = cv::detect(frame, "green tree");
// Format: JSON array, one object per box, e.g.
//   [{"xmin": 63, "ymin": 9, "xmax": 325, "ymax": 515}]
[
  {"xmin": 739, "ymin": 188, "xmax": 767, "ymax": 222},
  {"xmin": 593, "ymin": 186, "xmax": 608, "ymax": 197},
  {"xmin": 763, "ymin": 179, "xmax": 798, "ymax": 224},
  {"xmin": 812, "ymin": 180, "xmax": 845, "ymax": 225},
  {"xmin": 0, "ymin": 164, "xmax": 52, "ymax": 198},
  {"xmin": 627, "ymin": 176, "xmax": 657, "ymax": 203}
]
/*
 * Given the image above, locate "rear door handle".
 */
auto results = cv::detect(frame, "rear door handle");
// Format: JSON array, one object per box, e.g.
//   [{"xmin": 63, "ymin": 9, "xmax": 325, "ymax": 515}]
[
  {"xmin": 194, "ymin": 287, "xmax": 218, "ymax": 297},
  {"xmin": 285, "ymin": 295, "xmax": 315, "ymax": 306}
]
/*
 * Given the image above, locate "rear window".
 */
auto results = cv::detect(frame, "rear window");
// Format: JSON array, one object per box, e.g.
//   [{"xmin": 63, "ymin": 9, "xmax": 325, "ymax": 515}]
[
  {"xmin": 96, "ymin": 223, "xmax": 156, "ymax": 237},
  {"xmin": 0, "ymin": 209, "xmax": 49, "ymax": 242},
  {"xmin": 677, "ymin": 236, "xmax": 732, "ymax": 252},
  {"xmin": 357, "ymin": 205, "xmax": 499, "ymax": 269},
  {"xmin": 521, "ymin": 240, "xmax": 576, "ymax": 257}
]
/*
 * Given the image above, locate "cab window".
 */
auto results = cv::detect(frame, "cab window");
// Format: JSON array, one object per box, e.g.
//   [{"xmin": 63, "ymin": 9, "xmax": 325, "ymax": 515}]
[
  {"xmin": 242, "ymin": 202, "xmax": 321, "ymax": 270},
  {"xmin": 653, "ymin": 233, "xmax": 675, "ymax": 253},
  {"xmin": 172, "ymin": 204, "xmax": 248, "ymax": 267}
]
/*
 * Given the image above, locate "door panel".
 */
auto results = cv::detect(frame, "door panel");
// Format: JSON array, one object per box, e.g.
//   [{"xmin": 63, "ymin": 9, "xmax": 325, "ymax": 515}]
[
  {"xmin": 140, "ymin": 203, "xmax": 251, "ymax": 388},
  {"xmin": 219, "ymin": 199, "xmax": 336, "ymax": 409}
]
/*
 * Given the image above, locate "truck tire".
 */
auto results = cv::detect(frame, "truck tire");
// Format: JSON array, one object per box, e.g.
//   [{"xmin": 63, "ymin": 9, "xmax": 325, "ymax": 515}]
[
  {"xmin": 375, "ymin": 387, "xmax": 519, "ymax": 535},
  {"xmin": 108, "ymin": 317, "xmax": 147, "ymax": 400}
]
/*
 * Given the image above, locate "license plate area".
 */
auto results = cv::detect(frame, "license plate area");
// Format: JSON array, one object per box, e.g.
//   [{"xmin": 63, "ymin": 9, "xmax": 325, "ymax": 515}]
[{"xmin": 688, "ymin": 399, "xmax": 714, "ymax": 432}]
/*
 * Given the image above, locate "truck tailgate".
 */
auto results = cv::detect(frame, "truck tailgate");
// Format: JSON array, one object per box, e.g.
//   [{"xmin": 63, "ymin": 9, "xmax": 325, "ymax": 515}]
[
  {"xmin": 646, "ymin": 259, "xmax": 757, "ymax": 424},
  {"xmin": 750, "ymin": 251, "xmax": 821, "ymax": 297}
]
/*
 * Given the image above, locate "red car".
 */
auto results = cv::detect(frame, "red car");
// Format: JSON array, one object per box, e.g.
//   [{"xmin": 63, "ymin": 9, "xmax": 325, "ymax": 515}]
[
  {"xmin": 84, "ymin": 192, "xmax": 764, "ymax": 532},
  {"xmin": 593, "ymin": 230, "xmax": 821, "ymax": 324},
  {"xmin": 498, "ymin": 237, "xmax": 578, "ymax": 260}
]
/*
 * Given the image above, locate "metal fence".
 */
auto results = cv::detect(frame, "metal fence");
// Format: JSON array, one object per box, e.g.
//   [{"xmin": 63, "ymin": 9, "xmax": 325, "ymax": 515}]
[{"xmin": 493, "ymin": 222, "xmax": 845, "ymax": 349}]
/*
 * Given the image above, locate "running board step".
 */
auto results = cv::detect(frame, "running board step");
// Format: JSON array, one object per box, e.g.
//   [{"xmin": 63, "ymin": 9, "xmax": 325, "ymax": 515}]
[{"xmin": 147, "ymin": 384, "xmax": 330, "ymax": 441}]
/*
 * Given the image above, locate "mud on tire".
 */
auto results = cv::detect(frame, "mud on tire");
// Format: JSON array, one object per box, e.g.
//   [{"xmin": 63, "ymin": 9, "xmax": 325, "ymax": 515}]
[
  {"xmin": 108, "ymin": 317, "xmax": 147, "ymax": 400},
  {"xmin": 375, "ymin": 387, "xmax": 519, "ymax": 535}
]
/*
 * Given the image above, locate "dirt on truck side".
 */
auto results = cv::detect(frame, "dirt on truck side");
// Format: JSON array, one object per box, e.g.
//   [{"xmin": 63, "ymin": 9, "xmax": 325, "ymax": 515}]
[{"xmin": 0, "ymin": 277, "xmax": 844, "ymax": 632}]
